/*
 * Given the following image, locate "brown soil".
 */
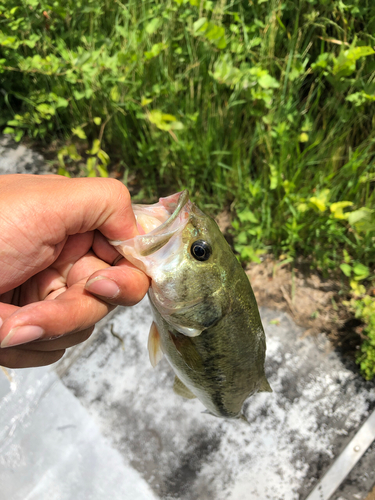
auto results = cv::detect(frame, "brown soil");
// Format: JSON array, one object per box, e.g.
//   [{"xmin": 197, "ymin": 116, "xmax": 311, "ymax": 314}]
[
  {"xmin": 246, "ymin": 256, "xmax": 362, "ymax": 356},
  {"xmin": 366, "ymin": 485, "xmax": 375, "ymax": 500}
]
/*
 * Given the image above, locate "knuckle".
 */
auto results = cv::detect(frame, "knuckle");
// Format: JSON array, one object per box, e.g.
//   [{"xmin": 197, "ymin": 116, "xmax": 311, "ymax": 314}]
[{"xmin": 106, "ymin": 178, "xmax": 130, "ymax": 201}]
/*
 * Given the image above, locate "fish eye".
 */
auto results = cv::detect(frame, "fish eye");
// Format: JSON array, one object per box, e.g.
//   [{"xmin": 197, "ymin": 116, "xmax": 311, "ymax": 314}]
[{"xmin": 190, "ymin": 240, "xmax": 212, "ymax": 262}]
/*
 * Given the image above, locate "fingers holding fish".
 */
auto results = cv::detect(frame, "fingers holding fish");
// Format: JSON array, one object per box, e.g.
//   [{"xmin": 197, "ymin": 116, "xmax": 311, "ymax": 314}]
[{"xmin": 85, "ymin": 260, "xmax": 150, "ymax": 306}]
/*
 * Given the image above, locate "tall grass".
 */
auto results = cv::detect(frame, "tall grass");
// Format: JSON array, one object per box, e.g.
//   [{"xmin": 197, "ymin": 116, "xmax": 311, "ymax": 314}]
[{"xmin": 1, "ymin": 0, "xmax": 374, "ymax": 271}]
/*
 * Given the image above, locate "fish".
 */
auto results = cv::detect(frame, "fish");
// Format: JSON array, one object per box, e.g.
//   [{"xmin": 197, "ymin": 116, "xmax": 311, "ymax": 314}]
[{"xmin": 110, "ymin": 190, "xmax": 271, "ymax": 418}]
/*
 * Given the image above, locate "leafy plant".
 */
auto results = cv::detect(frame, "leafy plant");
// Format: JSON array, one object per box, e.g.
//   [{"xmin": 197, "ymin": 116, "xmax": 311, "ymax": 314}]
[{"xmin": 347, "ymin": 296, "xmax": 375, "ymax": 380}]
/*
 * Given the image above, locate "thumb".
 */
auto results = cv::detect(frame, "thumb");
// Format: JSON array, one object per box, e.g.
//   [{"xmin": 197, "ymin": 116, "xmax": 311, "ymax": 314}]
[{"xmin": 59, "ymin": 177, "xmax": 139, "ymax": 241}]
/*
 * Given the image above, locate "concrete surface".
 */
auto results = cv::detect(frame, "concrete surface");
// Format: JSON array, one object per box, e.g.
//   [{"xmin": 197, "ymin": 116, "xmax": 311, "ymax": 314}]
[
  {"xmin": 0, "ymin": 135, "xmax": 47, "ymax": 175},
  {"xmin": 0, "ymin": 365, "xmax": 157, "ymax": 500}
]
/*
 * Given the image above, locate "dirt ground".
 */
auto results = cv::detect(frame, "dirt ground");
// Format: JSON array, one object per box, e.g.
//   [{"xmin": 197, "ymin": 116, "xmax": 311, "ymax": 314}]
[{"xmin": 245, "ymin": 256, "xmax": 362, "ymax": 357}]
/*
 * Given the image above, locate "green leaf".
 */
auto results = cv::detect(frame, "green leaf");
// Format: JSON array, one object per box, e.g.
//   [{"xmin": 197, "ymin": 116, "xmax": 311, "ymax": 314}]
[
  {"xmin": 340, "ymin": 263, "xmax": 352, "ymax": 277},
  {"xmin": 238, "ymin": 209, "xmax": 259, "ymax": 224},
  {"xmin": 148, "ymin": 109, "xmax": 184, "ymax": 131},
  {"xmin": 311, "ymin": 53, "xmax": 330, "ymax": 71},
  {"xmin": 87, "ymin": 139, "xmax": 101, "ymax": 155},
  {"xmin": 169, "ymin": 120, "xmax": 184, "ymax": 130},
  {"xmin": 57, "ymin": 166, "xmax": 71, "ymax": 178},
  {"xmin": 330, "ymin": 201, "xmax": 353, "ymax": 219},
  {"xmin": 110, "ymin": 85, "xmax": 120, "ymax": 102},
  {"xmin": 97, "ymin": 149, "xmax": 110, "ymax": 167},
  {"xmin": 193, "ymin": 18, "xmax": 208, "ymax": 34},
  {"xmin": 24, "ymin": 34, "xmax": 40, "ymax": 49},
  {"xmin": 141, "ymin": 97, "xmax": 153, "ymax": 106},
  {"xmin": 353, "ymin": 263, "xmax": 370, "ymax": 280},
  {"xmin": 236, "ymin": 245, "xmax": 262, "ymax": 263},
  {"xmin": 36, "ymin": 103, "xmax": 55, "ymax": 115},
  {"xmin": 299, "ymin": 132, "xmax": 309, "ymax": 143},
  {"xmin": 55, "ymin": 97, "xmax": 69, "ymax": 108},
  {"xmin": 14, "ymin": 129, "xmax": 24, "ymax": 142},
  {"xmin": 269, "ymin": 164, "xmax": 279, "ymax": 190},
  {"xmin": 3, "ymin": 127, "xmax": 15, "ymax": 134},
  {"xmin": 97, "ymin": 165, "xmax": 109, "ymax": 178},
  {"xmin": 297, "ymin": 203, "xmax": 308, "ymax": 213},
  {"xmin": 350, "ymin": 280, "xmax": 366, "ymax": 295},
  {"xmin": 72, "ymin": 126, "xmax": 87, "ymax": 140},
  {"xmin": 343, "ymin": 250, "xmax": 351, "ymax": 264},
  {"xmin": 348, "ymin": 208, "xmax": 372, "ymax": 225},
  {"xmin": 258, "ymin": 74, "xmax": 279, "ymax": 89},
  {"xmin": 145, "ymin": 17, "xmax": 162, "ymax": 35},
  {"xmin": 193, "ymin": 18, "xmax": 226, "ymax": 49},
  {"xmin": 309, "ymin": 189, "xmax": 330, "ymax": 212},
  {"xmin": 144, "ymin": 42, "xmax": 168, "ymax": 59},
  {"xmin": 73, "ymin": 90, "xmax": 86, "ymax": 101},
  {"xmin": 86, "ymin": 157, "xmax": 97, "ymax": 175},
  {"xmin": 93, "ymin": 117, "xmax": 102, "ymax": 126},
  {"xmin": 347, "ymin": 46, "xmax": 374, "ymax": 59},
  {"xmin": 346, "ymin": 91, "xmax": 375, "ymax": 107},
  {"xmin": 333, "ymin": 46, "xmax": 375, "ymax": 76}
]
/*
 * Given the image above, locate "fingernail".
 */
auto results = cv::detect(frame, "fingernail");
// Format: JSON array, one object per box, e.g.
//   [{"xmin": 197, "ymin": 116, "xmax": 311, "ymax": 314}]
[
  {"xmin": 1, "ymin": 325, "xmax": 44, "ymax": 348},
  {"xmin": 85, "ymin": 276, "xmax": 120, "ymax": 299}
]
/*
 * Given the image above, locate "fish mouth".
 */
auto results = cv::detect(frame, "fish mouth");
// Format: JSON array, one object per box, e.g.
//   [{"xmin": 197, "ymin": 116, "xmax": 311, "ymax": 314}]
[
  {"xmin": 133, "ymin": 190, "xmax": 191, "ymax": 238},
  {"xmin": 109, "ymin": 190, "xmax": 192, "ymax": 271}
]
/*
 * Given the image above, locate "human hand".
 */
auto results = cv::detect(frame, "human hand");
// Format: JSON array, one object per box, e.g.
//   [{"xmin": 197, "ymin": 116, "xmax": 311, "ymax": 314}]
[{"xmin": 0, "ymin": 174, "xmax": 150, "ymax": 368}]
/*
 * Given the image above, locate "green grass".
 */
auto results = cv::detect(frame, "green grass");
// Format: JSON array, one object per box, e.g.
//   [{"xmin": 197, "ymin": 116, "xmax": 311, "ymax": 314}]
[{"xmin": 1, "ymin": 0, "xmax": 375, "ymax": 374}]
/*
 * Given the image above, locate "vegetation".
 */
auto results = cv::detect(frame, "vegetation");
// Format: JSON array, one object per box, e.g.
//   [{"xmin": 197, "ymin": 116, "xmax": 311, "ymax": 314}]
[{"xmin": 0, "ymin": 0, "xmax": 374, "ymax": 376}]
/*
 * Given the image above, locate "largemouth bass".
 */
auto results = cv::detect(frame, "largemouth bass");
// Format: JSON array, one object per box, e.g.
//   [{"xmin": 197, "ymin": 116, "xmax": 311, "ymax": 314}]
[{"xmin": 111, "ymin": 191, "xmax": 271, "ymax": 418}]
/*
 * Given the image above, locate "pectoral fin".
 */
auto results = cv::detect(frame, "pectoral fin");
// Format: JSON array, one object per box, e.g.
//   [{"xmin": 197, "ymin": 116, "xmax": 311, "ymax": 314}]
[
  {"xmin": 148, "ymin": 322, "xmax": 164, "ymax": 368},
  {"xmin": 259, "ymin": 376, "xmax": 272, "ymax": 393},
  {"xmin": 168, "ymin": 330, "xmax": 205, "ymax": 374},
  {"xmin": 173, "ymin": 376, "xmax": 197, "ymax": 399}
]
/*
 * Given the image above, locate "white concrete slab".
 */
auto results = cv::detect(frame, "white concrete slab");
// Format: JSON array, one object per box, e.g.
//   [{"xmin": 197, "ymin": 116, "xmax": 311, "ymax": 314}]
[{"xmin": 0, "ymin": 366, "xmax": 157, "ymax": 500}]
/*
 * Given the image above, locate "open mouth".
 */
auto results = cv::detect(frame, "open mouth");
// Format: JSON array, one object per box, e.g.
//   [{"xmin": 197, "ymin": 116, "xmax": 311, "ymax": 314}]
[
  {"xmin": 133, "ymin": 190, "xmax": 191, "ymax": 236},
  {"xmin": 109, "ymin": 190, "xmax": 192, "ymax": 273}
]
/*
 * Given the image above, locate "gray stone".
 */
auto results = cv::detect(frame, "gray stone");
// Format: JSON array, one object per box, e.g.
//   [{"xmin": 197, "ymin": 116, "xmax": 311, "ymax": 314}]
[{"xmin": 0, "ymin": 135, "xmax": 47, "ymax": 175}]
